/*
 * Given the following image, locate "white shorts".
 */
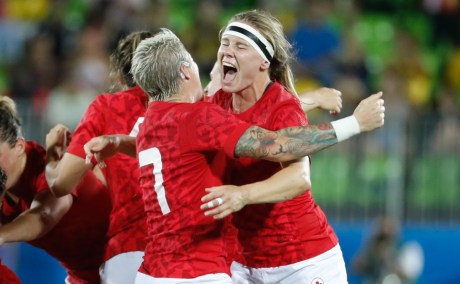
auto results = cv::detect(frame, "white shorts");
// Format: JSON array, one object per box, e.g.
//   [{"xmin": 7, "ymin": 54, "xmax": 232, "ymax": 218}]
[
  {"xmin": 100, "ymin": 251, "xmax": 145, "ymax": 284},
  {"xmin": 135, "ymin": 271, "xmax": 232, "ymax": 284},
  {"xmin": 231, "ymin": 244, "xmax": 348, "ymax": 284}
]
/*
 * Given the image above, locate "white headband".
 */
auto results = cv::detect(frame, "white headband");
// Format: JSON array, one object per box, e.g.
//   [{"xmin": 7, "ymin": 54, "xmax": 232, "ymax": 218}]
[{"xmin": 223, "ymin": 22, "xmax": 275, "ymax": 62}]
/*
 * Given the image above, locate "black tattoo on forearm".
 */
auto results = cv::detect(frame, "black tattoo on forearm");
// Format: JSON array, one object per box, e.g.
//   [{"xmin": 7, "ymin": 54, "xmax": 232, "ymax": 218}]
[{"xmin": 235, "ymin": 124, "xmax": 337, "ymax": 160}]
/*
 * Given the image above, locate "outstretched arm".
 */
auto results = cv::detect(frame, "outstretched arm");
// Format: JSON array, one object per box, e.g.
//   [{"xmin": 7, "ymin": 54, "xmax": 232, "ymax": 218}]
[
  {"xmin": 83, "ymin": 92, "xmax": 384, "ymax": 165},
  {"xmin": 0, "ymin": 190, "xmax": 72, "ymax": 245},
  {"xmin": 83, "ymin": 134, "xmax": 136, "ymax": 165},
  {"xmin": 235, "ymin": 92, "xmax": 385, "ymax": 162}
]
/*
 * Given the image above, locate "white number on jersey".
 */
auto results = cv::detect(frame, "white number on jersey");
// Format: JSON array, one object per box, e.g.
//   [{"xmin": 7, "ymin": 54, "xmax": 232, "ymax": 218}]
[
  {"xmin": 129, "ymin": 117, "xmax": 145, "ymax": 137},
  {"xmin": 138, "ymin": 147, "xmax": 171, "ymax": 215}
]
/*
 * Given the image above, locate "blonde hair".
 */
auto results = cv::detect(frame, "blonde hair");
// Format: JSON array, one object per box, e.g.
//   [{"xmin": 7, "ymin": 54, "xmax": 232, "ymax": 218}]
[
  {"xmin": 221, "ymin": 10, "xmax": 298, "ymax": 97},
  {"xmin": 131, "ymin": 29, "xmax": 192, "ymax": 101}
]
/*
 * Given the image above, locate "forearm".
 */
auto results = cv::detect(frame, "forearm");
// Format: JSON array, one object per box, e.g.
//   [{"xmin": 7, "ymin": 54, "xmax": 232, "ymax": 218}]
[
  {"xmin": 200, "ymin": 158, "xmax": 311, "ymax": 219},
  {"xmin": 235, "ymin": 123, "xmax": 337, "ymax": 162},
  {"xmin": 46, "ymin": 153, "xmax": 91, "ymax": 197},
  {"xmin": 242, "ymin": 159, "xmax": 310, "ymax": 204},
  {"xmin": 116, "ymin": 135, "xmax": 137, "ymax": 157},
  {"xmin": 0, "ymin": 212, "xmax": 50, "ymax": 244},
  {"xmin": 299, "ymin": 92, "xmax": 320, "ymax": 112},
  {"xmin": 235, "ymin": 116, "xmax": 361, "ymax": 162},
  {"xmin": 84, "ymin": 135, "xmax": 137, "ymax": 160},
  {"xmin": 0, "ymin": 193, "xmax": 72, "ymax": 244}
]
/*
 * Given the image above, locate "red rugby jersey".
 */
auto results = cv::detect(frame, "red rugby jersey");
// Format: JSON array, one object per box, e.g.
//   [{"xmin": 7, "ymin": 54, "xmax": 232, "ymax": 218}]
[
  {"xmin": 1, "ymin": 141, "xmax": 111, "ymax": 283},
  {"xmin": 66, "ymin": 86, "xmax": 148, "ymax": 260},
  {"xmin": 136, "ymin": 101, "xmax": 250, "ymax": 278},
  {"xmin": 210, "ymin": 81, "xmax": 338, "ymax": 268},
  {"xmin": 0, "ymin": 258, "xmax": 20, "ymax": 284}
]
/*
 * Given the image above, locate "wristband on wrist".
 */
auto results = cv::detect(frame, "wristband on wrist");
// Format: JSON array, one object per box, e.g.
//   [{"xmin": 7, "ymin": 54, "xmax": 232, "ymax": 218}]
[{"xmin": 330, "ymin": 115, "xmax": 361, "ymax": 142}]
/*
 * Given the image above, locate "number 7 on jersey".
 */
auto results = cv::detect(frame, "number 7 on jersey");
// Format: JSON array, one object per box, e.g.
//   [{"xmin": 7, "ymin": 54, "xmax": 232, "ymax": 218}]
[{"xmin": 138, "ymin": 147, "xmax": 171, "ymax": 215}]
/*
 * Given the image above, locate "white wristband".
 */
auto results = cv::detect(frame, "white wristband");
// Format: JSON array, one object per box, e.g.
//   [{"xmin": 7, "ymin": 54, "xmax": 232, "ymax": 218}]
[{"xmin": 330, "ymin": 115, "xmax": 361, "ymax": 142}]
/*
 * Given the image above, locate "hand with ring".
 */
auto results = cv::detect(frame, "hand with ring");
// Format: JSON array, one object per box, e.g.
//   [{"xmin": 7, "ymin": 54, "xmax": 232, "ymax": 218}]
[
  {"xmin": 206, "ymin": 197, "xmax": 224, "ymax": 209},
  {"xmin": 200, "ymin": 185, "xmax": 249, "ymax": 219}
]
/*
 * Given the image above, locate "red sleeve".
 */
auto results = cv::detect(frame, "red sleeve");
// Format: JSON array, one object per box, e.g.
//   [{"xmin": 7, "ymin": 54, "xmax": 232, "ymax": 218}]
[
  {"xmin": 66, "ymin": 95, "xmax": 108, "ymax": 158},
  {"xmin": 180, "ymin": 102, "xmax": 250, "ymax": 158}
]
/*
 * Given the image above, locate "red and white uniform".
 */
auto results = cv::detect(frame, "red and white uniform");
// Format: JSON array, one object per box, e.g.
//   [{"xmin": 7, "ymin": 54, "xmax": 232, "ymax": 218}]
[
  {"xmin": 67, "ymin": 86, "xmax": 148, "ymax": 261},
  {"xmin": 0, "ymin": 258, "xmax": 20, "ymax": 284},
  {"xmin": 1, "ymin": 141, "xmax": 111, "ymax": 284},
  {"xmin": 209, "ymin": 81, "xmax": 338, "ymax": 268},
  {"xmin": 136, "ymin": 101, "xmax": 250, "ymax": 278}
]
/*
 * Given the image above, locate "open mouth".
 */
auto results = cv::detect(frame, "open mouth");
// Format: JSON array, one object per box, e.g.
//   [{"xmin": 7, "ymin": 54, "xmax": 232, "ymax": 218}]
[{"xmin": 222, "ymin": 62, "xmax": 237, "ymax": 84}]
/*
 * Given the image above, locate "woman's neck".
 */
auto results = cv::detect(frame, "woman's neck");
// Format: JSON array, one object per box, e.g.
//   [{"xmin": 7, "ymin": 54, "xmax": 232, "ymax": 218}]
[
  {"xmin": 7, "ymin": 152, "xmax": 27, "ymax": 192},
  {"xmin": 232, "ymin": 79, "xmax": 272, "ymax": 114}
]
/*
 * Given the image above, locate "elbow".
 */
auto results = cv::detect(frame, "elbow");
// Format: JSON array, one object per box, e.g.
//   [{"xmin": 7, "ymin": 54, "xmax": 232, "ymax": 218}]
[
  {"xmin": 298, "ymin": 171, "xmax": 311, "ymax": 193},
  {"xmin": 288, "ymin": 170, "xmax": 310, "ymax": 198},
  {"xmin": 48, "ymin": 179, "xmax": 69, "ymax": 198},
  {"xmin": 36, "ymin": 210, "xmax": 56, "ymax": 238},
  {"xmin": 295, "ymin": 163, "xmax": 311, "ymax": 193}
]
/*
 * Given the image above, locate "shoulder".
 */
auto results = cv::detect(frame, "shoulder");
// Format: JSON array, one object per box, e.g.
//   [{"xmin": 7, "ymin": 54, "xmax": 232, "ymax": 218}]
[
  {"xmin": 261, "ymin": 81, "xmax": 301, "ymax": 110},
  {"xmin": 207, "ymin": 90, "xmax": 232, "ymax": 109},
  {"xmin": 26, "ymin": 141, "xmax": 46, "ymax": 160}
]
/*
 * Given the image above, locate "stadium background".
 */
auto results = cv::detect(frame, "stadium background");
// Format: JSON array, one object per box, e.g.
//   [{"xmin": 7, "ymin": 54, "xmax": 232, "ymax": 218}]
[{"xmin": 0, "ymin": 0, "xmax": 459, "ymax": 283}]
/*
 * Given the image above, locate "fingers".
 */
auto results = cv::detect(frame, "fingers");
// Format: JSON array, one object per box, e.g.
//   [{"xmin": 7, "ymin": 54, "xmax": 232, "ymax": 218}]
[
  {"xmin": 94, "ymin": 153, "xmax": 107, "ymax": 168},
  {"xmin": 83, "ymin": 139, "xmax": 98, "ymax": 165},
  {"xmin": 206, "ymin": 197, "xmax": 224, "ymax": 209},
  {"xmin": 372, "ymin": 91, "xmax": 383, "ymax": 99},
  {"xmin": 202, "ymin": 197, "xmax": 231, "ymax": 219},
  {"xmin": 83, "ymin": 140, "xmax": 107, "ymax": 168},
  {"xmin": 201, "ymin": 193, "xmax": 229, "ymax": 219},
  {"xmin": 200, "ymin": 194, "xmax": 223, "ymax": 210}
]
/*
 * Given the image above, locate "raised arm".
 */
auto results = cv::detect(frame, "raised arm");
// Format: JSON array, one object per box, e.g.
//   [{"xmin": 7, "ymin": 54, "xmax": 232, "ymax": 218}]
[{"xmin": 235, "ymin": 92, "xmax": 385, "ymax": 162}]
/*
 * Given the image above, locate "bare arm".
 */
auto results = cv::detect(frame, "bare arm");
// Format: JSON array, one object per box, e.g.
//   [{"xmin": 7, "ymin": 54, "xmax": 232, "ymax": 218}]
[
  {"xmin": 83, "ymin": 135, "xmax": 137, "ymax": 164},
  {"xmin": 299, "ymin": 87, "xmax": 342, "ymax": 113},
  {"xmin": 0, "ymin": 191, "xmax": 72, "ymax": 245},
  {"xmin": 235, "ymin": 123, "xmax": 336, "ymax": 162},
  {"xmin": 83, "ymin": 92, "xmax": 384, "ymax": 164},
  {"xmin": 46, "ymin": 153, "xmax": 93, "ymax": 197},
  {"xmin": 201, "ymin": 157, "xmax": 311, "ymax": 219},
  {"xmin": 235, "ymin": 92, "xmax": 385, "ymax": 162},
  {"xmin": 44, "ymin": 125, "xmax": 94, "ymax": 197}
]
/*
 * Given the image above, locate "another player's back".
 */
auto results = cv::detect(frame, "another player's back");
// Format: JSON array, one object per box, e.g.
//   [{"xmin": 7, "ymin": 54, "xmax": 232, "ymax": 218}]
[{"xmin": 136, "ymin": 101, "xmax": 249, "ymax": 278}]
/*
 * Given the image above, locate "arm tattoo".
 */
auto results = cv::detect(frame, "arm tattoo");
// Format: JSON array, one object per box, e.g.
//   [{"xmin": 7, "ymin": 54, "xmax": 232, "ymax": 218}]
[{"xmin": 235, "ymin": 124, "xmax": 337, "ymax": 160}]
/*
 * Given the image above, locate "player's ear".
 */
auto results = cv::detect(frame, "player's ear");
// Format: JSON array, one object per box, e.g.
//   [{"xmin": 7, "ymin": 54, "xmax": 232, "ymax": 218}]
[
  {"xmin": 14, "ymin": 137, "xmax": 26, "ymax": 156},
  {"xmin": 260, "ymin": 60, "xmax": 270, "ymax": 71},
  {"xmin": 179, "ymin": 61, "xmax": 191, "ymax": 80}
]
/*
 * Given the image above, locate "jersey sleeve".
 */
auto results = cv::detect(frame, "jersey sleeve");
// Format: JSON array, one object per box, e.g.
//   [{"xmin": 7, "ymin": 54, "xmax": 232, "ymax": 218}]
[
  {"xmin": 66, "ymin": 95, "xmax": 108, "ymax": 159},
  {"xmin": 180, "ymin": 103, "xmax": 250, "ymax": 158}
]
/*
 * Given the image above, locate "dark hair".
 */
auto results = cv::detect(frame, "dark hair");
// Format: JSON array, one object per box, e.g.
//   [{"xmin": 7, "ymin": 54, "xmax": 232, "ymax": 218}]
[
  {"xmin": 109, "ymin": 31, "xmax": 157, "ymax": 91},
  {"xmin": 0, "ymin": 96, "xmax": 22, "ymax": 146}
]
